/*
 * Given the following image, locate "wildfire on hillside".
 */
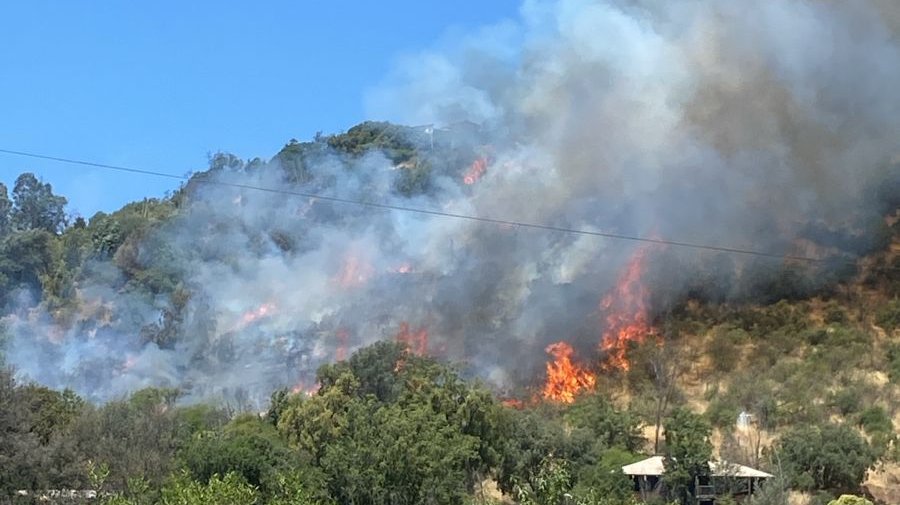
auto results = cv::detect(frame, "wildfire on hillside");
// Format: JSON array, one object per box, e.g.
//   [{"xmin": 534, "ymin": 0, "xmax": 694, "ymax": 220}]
[
  {"xmin": 501, "ymin": 398, "xmax": 525, "ymax": 409},
  {"xmin": 600, "ymin": 246, "xmax": 656, "ymax": 371},
  {"xmin": 335, "ymin": 328, "xmax": 350, "ymax": 361},
  {"xmin": 395, "ymin": 321, "xmax": 428, "ymax": 356},
  {"xmin": 542, "ymin": 341, "xmax": 596, "ymax": 403},
  {"xmin": 463, "ymin": 156, "xmax": 488, "ymax": 185},
  {"xmin": 233, "ymin": 302, "xmax": 277, "ymax": 332},
  {"xmin": 540, "ymin": 246, "xmax": 657, "ymax": 403},
  {"xmin": 291, "ymin": 381, "xmax": 319, "ymax": 396},
  {"xmin": 120, "ymin": 354, "xmax": 137, "ymax": 373},
  {"xmin": 335, "ymin": 252, "xmax": 374, "ymax": 288}
]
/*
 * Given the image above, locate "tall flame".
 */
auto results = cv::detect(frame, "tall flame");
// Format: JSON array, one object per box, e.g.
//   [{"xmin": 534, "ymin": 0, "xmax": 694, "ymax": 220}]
[
  {"xmin": 395, "ymin": 322, "xmax": 428, "ymax": 355},
  {"xmin": 542, "ymin": 341, "xmax": 596, "ymax": 403},
  {"xmin": 599, "ymin": 246, "xmax": 655, "ymax": 370}
]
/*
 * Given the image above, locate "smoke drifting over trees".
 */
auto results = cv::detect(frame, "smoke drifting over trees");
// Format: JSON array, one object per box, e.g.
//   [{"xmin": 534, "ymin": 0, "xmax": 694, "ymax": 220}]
[{"xmin": 2, "ymin": 0, "xmax": 900, "ymax": 406}]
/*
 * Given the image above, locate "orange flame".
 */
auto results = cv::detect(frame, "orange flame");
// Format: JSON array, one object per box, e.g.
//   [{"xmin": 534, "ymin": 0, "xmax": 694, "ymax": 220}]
[
  {"xmin": 395, "ymin": 322, "xmax": 428, "ymax": 356},
  {"xmin": 335, "ymin": 252, "xmax": 374, "ymax": 288},
  {"xmin": 501, "ymin": 398, "xmax": 525, "ymax": 409},
  {"xmin": 236, "ymin": 302, "xmax": 277, "ymax": 330},
  {"xmin": 291, "ymin": 381, "xmax": 319, "ymax": 396},
  {"xmin": 542, "ymin": 341, "xmax": 596, "ymax": 403},
  {"xmin": 121, "ymin": 354, "xmax": 137, "ymax": 373},
  {"xmin": 335, "ymin": 328, "xmax": 349, "ymax": 361},
  {"xmin": 599, "ymin": 246, "xmax": 656, "ymax": 370},
  {"xmin": 463, "ymin": 156, "xmax": 488, "ymax": 185}
]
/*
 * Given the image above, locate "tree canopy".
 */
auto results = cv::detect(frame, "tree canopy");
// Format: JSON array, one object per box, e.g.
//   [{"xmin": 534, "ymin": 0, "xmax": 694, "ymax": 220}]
[{"xmin": 10, "ymin": 173, "xmax": 68, "ymax": 233}]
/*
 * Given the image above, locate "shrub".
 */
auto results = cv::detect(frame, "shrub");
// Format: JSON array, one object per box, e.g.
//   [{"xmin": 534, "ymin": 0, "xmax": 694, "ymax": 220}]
[
  {"xmin": 857, "ymin": 406, "xmax": 893, "ymax": 435},
  {"xmin": 827, "ymin": 495, "xmax": 874, "ymax": 505},
  {"xmin": 180, "ymin": 414, "xmax": 304, "ymax": 498},
  {"xmin": 876, "ymin": 299, "xmax": 900, "ymax": 333},
  {"xmin": 823, "ymin": 302, "xmax": 849, "ymax": 324},
  {"xmin": 828, "ymin": 387, "xmax": 862, "ymax": 417},
  {"xmin": 708, "ymin": 327, "xmax": 743, "ymax": 374},
  {"xmin": 886, "ymin": 344, "xmax": 900, "ymax": 384},
  {"xmin": 159, "ymin": 471, "xmax": 257, "ymax": 505}
]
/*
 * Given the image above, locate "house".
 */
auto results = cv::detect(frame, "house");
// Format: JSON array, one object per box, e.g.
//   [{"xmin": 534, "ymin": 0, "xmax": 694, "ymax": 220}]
[{"xmin": 622, "ymin": 456, "xmax": 773, "ymax": 502}]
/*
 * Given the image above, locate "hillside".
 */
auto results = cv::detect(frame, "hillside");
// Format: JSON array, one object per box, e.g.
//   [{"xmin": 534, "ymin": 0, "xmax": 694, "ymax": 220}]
[{"xmin": 1, "ymin": 121, "xmax": 899, "ymax": 504}]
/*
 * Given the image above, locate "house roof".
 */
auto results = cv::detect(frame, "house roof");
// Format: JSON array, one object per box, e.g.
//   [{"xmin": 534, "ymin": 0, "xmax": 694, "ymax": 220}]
[{"xmin": 622, "ymin": 456, "xmax": 773, "ymax": 479}]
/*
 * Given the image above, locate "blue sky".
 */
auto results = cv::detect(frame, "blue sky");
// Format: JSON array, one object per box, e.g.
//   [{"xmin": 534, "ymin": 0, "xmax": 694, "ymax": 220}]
[{"xmin": 0, "ymin": 1, "xmax": 518, "ymax": 218}]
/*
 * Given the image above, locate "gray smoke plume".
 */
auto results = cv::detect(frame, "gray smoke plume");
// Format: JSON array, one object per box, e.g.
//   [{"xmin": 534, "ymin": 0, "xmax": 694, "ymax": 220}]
[{"xmin": 3, "ymin": 0, "xmax": 899, "ymax": 406}]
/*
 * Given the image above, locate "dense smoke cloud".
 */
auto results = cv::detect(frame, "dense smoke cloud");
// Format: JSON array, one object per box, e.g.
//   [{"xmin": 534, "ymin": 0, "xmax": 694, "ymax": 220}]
[{"xmin": 4, "ymin": 0, "xmax": 900, "ymax": 406}]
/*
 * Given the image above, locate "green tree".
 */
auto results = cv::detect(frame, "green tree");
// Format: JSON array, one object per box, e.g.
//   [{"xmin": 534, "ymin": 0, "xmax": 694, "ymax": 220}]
[
  {"xmin": 266, "ymin": 471, "xmax": 335, "ymax": 505},
  {"xmin": 276, "ymin": 372, "xmax": 361, "ymax": 464},
  {"xmin": 776, "ymin": 422, "xmax": 873, "ymax": 493},
  {"xmin": 17, "ymin": 385, "xmax": 84, "ymax": 444},
  {"xmin": 495, "ymin": 406, "xmax": 593, "ymax": 497},
  {"xmin": 180, "ymin": 414, "xmax": 313, "ymax": 499},
  {"xmin": 325, "ymin": 121, "xmax": 419, "ymax": 162},
  {"xmin": 316, "ymin": 341, "xmax": 408, "ymax": 403},
  {"xmin": 393, "ymin": 355, "xmax": 507, "ymax": 487},
  {"xmin": 0, "ymin": 367, "xmax": 46, "ymax": 493},
  {"xmin": 572, "ymin": 448, "xmax": 639, "ymax": 504},
  {"xmin": 277, "ymin": 342, "xmax": 506, "ymax": 505},
  {"xmin": 320, "ymin": 400, "xmax": 479, "ymax": 505},
  {"xmin": 565, "ymin": 393, "xmax": 644, "ymax": 452},
  {"xmin": 11, "ymin": 172, "xmax": 68, "ymax": 233},
  {"xmin": 0, "ymin": 228, "xmax": 58, "ymax": 302},
  {"xmin": 663, "ymin": 408, "xmax": 713, "ymax": 504},
  {"xmin": 71, "ymin": 388, "xmax": 183, "ymax": 491},
  {"xmin": 512, "ymin": 457, "xmax": 573, "ymax": 505},
  {"xmin": 0, "ymin": 182, "xmax": 11, "ymax": 236}
]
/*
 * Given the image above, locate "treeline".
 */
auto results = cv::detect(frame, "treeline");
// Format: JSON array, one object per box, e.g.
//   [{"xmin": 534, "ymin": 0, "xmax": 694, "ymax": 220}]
[
  {"xmin": 0, "ymin": 342, "xmax": 638, "ymax": 505},
  {"xmin": 0, "ymin": 339, "xmax": 884, "ymax": 505}
]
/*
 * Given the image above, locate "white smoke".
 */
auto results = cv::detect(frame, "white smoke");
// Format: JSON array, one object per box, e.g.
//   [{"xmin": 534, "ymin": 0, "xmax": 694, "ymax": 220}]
[{"xmin": 3, "ymin": 0, "xmax": 899, "ymax": 405}]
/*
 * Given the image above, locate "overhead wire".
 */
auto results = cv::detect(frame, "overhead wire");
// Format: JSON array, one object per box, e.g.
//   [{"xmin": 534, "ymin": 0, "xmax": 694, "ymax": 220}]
[{"xmin": 0, "ymin": 147, "xmax": 865, "ymax": 265}]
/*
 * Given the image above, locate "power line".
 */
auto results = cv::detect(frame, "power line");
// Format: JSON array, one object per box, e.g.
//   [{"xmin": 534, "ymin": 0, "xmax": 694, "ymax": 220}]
[{"xmin": 0, "ymin": 147, "xmax": 844, "ymax": 264}]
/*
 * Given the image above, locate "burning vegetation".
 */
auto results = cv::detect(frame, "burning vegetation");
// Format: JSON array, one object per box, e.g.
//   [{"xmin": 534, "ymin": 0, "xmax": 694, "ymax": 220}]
[
  {"xmin": 462, "ymin": 155, "xmax": 489, "ymax": 185},
  {"xmin": 1, "ymin": 0, "xmax": 898, "ymax": 420},
  {"xmin": 542, "ymin": 341, "xmax": 596, "ymax": 403},
  {"xmin": 394, "ymin": 322, "xmax": 429, "ymax": 356},
  {"xmin": 2, "ymin": 0, "xmax": 900, "ymax": 502},
  {"xmin": 599, "ymin": 245, "xmax": 657, "ymax": 371},
  {"xmin": 540, "ymin": 245, "xmax": 657, "ymax": 402}
]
